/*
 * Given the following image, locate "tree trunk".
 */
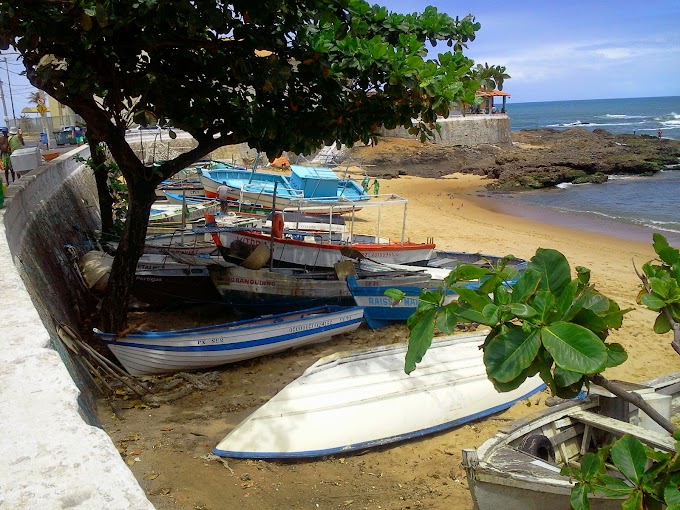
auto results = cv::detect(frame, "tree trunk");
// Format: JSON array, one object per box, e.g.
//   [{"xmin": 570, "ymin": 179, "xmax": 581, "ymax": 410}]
[
  {"xmin": 98, "ymin": 180, "xmax": 157, "ymax": 333},
  {"xmin": 88, "ymin": 136, "xmax": 115, "ymax": 237}
]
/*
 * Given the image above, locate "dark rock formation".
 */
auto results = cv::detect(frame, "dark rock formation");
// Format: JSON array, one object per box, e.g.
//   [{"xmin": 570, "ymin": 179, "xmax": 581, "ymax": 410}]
[{"xmin": 350, "ymin": 128, "xmax": 680, "ymax": 190}]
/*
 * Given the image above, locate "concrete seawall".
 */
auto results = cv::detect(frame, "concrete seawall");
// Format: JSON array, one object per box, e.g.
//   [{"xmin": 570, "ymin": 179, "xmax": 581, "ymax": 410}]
[
  {"xmin": 0, "ymin": 148, "xmax": 154, "ymax": 509},
  {"xmin": 380, "ymin": 114, "xmax": 512, "ymax": 146}
]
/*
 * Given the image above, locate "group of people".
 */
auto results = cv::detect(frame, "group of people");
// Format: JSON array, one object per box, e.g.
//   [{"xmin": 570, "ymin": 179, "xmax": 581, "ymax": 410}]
[{"xmin": 0, "ymin": 126, "xmax": 25, "ymax": 185}]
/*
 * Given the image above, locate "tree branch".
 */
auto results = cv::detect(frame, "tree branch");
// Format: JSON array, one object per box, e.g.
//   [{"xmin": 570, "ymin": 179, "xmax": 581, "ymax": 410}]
[{"xmin": 590, "ymin": 374, "xmax": 677, "ymax": 434}]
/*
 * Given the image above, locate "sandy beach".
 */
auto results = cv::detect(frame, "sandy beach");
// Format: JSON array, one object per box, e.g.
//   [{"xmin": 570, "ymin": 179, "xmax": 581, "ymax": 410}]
[{"xmin": 99, "ymin": 171, "xmax": 680, "ymax": 510}]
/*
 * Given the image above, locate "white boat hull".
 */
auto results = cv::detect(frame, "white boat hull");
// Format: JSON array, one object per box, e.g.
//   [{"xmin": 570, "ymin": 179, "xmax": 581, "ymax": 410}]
[
  {"xmin": 96, "ymin": 306, "xmax": 364, "ymax": 376},
  {"xmin": 213, "ymin": 331, "xmax": 545, "ymax": 458},
  {"xmin": 219, "ymin": 229, "xmax": 435, "ymax": 268}
]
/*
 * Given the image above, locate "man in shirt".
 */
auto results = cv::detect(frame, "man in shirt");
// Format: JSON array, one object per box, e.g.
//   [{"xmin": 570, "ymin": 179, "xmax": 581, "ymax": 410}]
[
  {"xmin": 0, "ymin": 128, "xmax": 14, "ymax": 185},
  {"xmin": 216, "ymin": 181, "xmax": 230, "ymax": 213}
]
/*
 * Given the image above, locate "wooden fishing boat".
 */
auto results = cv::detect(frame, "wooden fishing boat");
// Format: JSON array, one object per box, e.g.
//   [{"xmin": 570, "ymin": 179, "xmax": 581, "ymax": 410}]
[
  {"xmin": 216, "ymin": 228, "xmax": 436, "ymax": 268},
  {"xmin": 149, "ymin": 200, "xmax": 221, "ymax": 223},
  {"xmin": 346, "ymin": 254, "xmax": 526, "ymax": 329},
  {"xmin": 94, "ymin": 305, "xmax": 365, "ymax": 376},
  {"xmin": 213, "ymin": 330, "xmax": 546, "ymax": 459},
  {"xmin": 208, "ymin": 263, "xmax": 433, "ymax": 315},
  {"xmin": 80, "ymin": 251, "xmax": 221, "ymax": 308},
  {"xmin": 198, "ymin": 164, "xmax": 370, "ymax": 214},
  {"xmin": 461, "ymin": 372, "xmax": 680, "ymax": 510}
]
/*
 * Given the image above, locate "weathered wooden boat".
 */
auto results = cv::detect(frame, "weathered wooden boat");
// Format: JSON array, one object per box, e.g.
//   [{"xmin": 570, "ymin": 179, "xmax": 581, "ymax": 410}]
[
  {"xmin": 94, "ymin": 305, "xmax": 365, "ymax": 376},
  {"xmin": 358, "ymin": 250, "xmax": 529, "ymax": 282},
  {"xmin": 216, "ymin": 228, "xmax": 436, "ymax": 268},
  {"xmin": 346, "ymin": 254, "xmax": 526, "ymax": 329},
  {"xmin": 213, "ymin": 330, "xmax": 546, "ymax": 459},
  {"xmin": 344, "ymin": 274, "xmax": 457, "ymax": 329},
  {"xmin": 208, "ymin": 263, "xmax": 433, "ymax": 315},
  {"xmin": 149, "ymin": 200, "xmax": 221, "ymax": 223},
  {"xmin": 198, "ymin": 164, "xmax": 370, "ymax": 213},
  {"xmin": 462, "ymin": 372, "xmax": 680, "ymax": 510},
  {"xmin": 79, "ymin": 251, "xmax": 221, "ymax": 308}
]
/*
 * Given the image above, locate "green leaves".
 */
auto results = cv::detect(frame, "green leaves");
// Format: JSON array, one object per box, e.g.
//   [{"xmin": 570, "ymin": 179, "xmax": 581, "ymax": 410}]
[{"xmin": 406, "ymin": 246, "xmax": 631, "ymax": 397}]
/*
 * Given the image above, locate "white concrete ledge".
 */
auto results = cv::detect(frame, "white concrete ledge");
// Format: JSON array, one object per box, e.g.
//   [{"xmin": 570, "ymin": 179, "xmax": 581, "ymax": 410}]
[{"xmin": 0, "ymin": 149, "xmax": 154, "ymax": 509}]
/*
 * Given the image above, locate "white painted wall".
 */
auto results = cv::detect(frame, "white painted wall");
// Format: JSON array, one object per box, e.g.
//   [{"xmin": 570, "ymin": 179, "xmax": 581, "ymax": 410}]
[{"xmin": 0, "ymin": 150, "xmax": 155, "ymax": 509}]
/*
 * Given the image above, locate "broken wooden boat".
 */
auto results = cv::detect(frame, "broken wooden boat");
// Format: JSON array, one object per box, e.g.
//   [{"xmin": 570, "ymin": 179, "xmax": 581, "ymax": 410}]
[{"xmin": 462, "ymin": 372, "xmax": 680, "ymax": 510}]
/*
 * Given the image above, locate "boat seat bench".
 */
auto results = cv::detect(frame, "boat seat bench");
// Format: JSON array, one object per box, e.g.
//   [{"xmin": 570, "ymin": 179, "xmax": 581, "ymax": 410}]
[{"xmin": 568, "ymin": 410, "xmax": 676, "ymax": 451}]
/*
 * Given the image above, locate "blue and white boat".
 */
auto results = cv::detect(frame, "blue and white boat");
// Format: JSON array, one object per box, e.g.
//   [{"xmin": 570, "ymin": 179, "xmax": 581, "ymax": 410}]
[
  {"xmin": 199, "ymin": 164, "xmax": 370, "ymax": 214},
  {"xmin": 347, "ymin": 253, "xmax": 525, "ymax": 329},
  {"xmin": 94, "ymin": 305, "xmax": 364, "ymax": 376}
]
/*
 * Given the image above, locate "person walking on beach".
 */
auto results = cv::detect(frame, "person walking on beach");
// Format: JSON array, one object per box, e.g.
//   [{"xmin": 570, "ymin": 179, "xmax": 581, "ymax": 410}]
[
  {"xmin": 658, "ymin": 129, "xmax": 663, "ymax": 140},
  {"xmin": 362, "ymin": 174, "xmax": 370, "ymax": 194},
  {"xmin": 8, "ymin": 126, "xmax": 24, "ymax": 152},
  {"xmin": 216, "ymin": 181, "xmax": 230, "ymax": 213},
  {"xmin": 372, "ymin": 178, "xmax": 380, "ymax": 196},
  {"xmin": 0, "ymin": 128, "xmax": 14, "ymax": 185}
]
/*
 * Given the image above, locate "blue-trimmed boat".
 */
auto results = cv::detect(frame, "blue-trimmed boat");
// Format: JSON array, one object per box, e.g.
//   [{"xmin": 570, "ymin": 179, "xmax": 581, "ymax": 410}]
[
  {"xmin": 199, "ymin": 164, "xmax": 370, "ymax": 214},
  {"xmin": 94, "ymin": 305, "xmax": 364, "ymax": 376}
]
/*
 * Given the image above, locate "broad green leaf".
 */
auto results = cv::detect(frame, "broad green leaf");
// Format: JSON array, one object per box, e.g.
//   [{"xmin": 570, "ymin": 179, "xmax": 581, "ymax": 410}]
[
  {"xmin": 506, "ymin": 302, "xmax": 537, "ymax": 318},
  {"xmin": 483, "ymin": 327, "xmax": 541, "ymax": 383},
  {"xmin": 653, "ymin": 233, "xmax": 680, "ymax": 266},
  {"xmin": 405, "ymin": 309, "xmax": 436, "ymax": 374},
  {"xmin": 575, "ymin": 265, "xmax": 591, "ymax": 285},
  {"xmin": 641, "ymin": 293, "xmax": 666, "ymax": 311},
  {"xmin": 621, "ymin": 490, "xmax": 643, "ymax": 510},
  {"xmin": 611, "ymin": 435, "xmax": 647, "ymax": 485},
  {"xmin": 532, "ymin": 290, "xmax": 557, "ymax": 323},
  {"xmin": 606, "ymin": 343, "xmax": 628, "ymax": 368},
  {"xmin": 454, "ymin": 286, "xmax": 492, "ymax": 310},
  {"xmin": 511, "ymin": 268, "xmax": 542, "ymax": 303},
  {"xmin": 554, "ymin": 365, "xmax": 583, "ymax": 387},
  {"xmin": 665, "ymin": 483, "xmax": 680, "ymax": 505},
  {"xmin": 570, "ymin": 483, "xmax": 591, "ymax": 510},
  {"xmin": 555, "ymin": 279, "xmax": 579, "ymax": 318},
  {"xmin": 528, "ymin": 248, "xmax": 571, "ymax": 295},
  {"xmin": 654, "ymin": 313, "xmax": 671, "ymax": 334},
  {"xmin": 435, "ymin": 303, "xmax": 459, "ymax": 333},
  {"xmin": 581, "ymin": 452, "xmax": 602, "ymax": 478},
  {"xmin": 384, "ymin": 288, "xmax": 406, "ymax": 301},
  {"xmin": 592, "ymin": 475, "xmax": 636, "ymax": 498},
  {"xmin": 481, "ymin": 303, "xmax": 501, "ymax": 326},
  {"xmin": 448, "ymin": 264, "xmax": 490, "ymax": 282},
  {"xmin": 494, "ymin": 284, "xmax": 510, "ymax": 306},
  {"xmin": 541, "ymin": 322, "xmax": 608, "ymax": 374},
  {"xmin": 489, "ymin": 369, "xmax": 529, "ymax": 392}
]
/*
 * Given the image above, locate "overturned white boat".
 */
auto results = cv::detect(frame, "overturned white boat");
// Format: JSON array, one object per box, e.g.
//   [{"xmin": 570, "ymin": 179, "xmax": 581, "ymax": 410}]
[{"xmin": 213, "ymin": 330, "xmax": 545, "ymax": 459}]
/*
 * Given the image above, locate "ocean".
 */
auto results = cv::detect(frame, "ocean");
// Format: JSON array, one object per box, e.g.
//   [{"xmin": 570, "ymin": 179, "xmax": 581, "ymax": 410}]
[
  {"xmin": 493, "ymin": 96, "xmax": 680, "ymax": 245},
  {"xmin": 508, "ymin": 96, "xmax": 680, "ymax": 140}
]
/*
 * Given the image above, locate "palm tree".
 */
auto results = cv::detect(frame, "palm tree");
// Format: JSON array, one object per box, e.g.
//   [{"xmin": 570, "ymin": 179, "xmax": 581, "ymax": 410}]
[{"xmin": 491, "ymin": 65, "xmax": 511, "ymax": 91}]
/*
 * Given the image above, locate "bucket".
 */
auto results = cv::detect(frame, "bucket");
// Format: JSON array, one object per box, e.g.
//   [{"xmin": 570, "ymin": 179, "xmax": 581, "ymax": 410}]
[{"xmin": 40, "ymin": 132, "xmax": 48, "ymax": 145}]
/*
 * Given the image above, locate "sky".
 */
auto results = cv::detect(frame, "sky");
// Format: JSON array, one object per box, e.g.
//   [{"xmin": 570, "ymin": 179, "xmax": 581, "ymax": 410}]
[{"xmin": 1, "ymin": 0, "xmax": 678, "ymax": 118}]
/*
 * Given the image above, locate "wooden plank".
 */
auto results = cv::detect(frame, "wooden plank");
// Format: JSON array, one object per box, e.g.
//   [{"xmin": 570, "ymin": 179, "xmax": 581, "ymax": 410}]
[{"xmin": 568, "ymin": 410, "xmax": 676, "ymax": 451}]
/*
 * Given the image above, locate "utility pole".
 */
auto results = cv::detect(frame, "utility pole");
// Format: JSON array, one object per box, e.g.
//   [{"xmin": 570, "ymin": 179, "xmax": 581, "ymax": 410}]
[
  {"xmin": 0, "ymin": 78, "xmax": 8, "ymax": 126},
  {"xmin": 4, "ymin": 58, "xmax": 16, "ymax": 122}
]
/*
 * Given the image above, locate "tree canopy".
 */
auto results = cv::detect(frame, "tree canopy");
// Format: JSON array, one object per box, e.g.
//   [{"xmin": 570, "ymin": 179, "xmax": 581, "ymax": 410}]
[{"xmin": 0, "ymin": 0, "xmax": 484, "ymax": 331}]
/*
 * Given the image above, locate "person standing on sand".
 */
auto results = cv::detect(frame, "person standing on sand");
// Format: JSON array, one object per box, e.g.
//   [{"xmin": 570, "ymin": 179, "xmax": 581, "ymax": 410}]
[
  {"xmin": 216, "ymin": 181, "xmax": 230, "ymax": 213},
  {"xmin": 658, "ymin": 129, "xmax": 663, "ymax": 140},
  {"xmin": 362, "ymin": 174, "xmax": 370, "ymax": 194},
  {"xmin": 372, "ymin": 178, "xmax": 380, "ymax": 196}
]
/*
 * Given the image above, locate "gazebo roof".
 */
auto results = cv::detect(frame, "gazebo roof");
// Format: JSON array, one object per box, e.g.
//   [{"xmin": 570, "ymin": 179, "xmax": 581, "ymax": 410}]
[{"xmin": 475, "ymin": 89, "xmax": 510, "ymax": 97}]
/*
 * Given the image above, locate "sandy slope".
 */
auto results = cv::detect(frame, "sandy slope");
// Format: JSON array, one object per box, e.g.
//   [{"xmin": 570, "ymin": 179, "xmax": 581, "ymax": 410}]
[{"xmin": 98, "ymin": 172, "xmax": 680, "ymax": 510}]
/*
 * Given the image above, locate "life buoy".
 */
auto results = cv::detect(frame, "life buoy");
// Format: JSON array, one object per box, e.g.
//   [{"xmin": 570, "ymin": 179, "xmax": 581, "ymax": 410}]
[
  {"xmin": 272, "ymin": 212, "xmax": 284, "ymax": 239},
  {"xmin": 519, "ymin": 435, "xmax": 555, "ymax": 463}
]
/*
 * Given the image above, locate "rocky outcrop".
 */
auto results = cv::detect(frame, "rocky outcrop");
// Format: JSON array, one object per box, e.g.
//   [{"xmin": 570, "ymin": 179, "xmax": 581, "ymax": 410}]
[{"xmin": 350, "ymin": 128, "xmax": 680, "ymax": 190}]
